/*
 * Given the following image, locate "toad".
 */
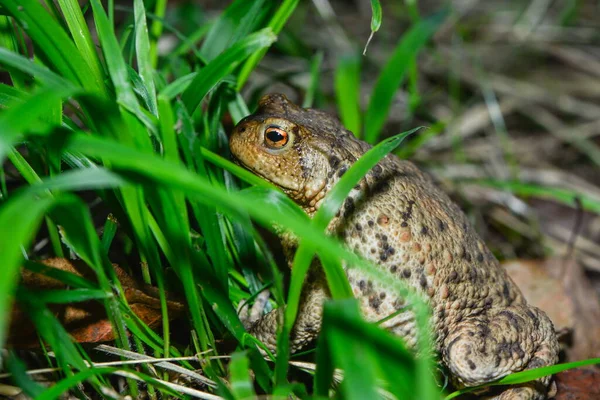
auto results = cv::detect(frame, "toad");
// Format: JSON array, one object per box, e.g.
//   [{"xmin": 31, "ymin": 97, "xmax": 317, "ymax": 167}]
[{"xmin": 229, "ymin": 94, "xmax": 558, "ymax": 399}]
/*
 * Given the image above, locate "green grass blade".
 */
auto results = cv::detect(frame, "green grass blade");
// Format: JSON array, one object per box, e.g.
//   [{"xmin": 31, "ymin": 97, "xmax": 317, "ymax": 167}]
[
  {"xmin": 23, "ymin": 260, "xmax": 96, "ymax": 290},
  {"xmin": 318, "ymin": 300, "xmax": 418, "ymax": 399},
  {"xmin": 35, "ymin": 288, "xmax": 109, "ymax": 304},
  {"xmin": 302, "ymin": 51, "xmax": 323, "ymax": 108},
  {"xmin": 63, "ymin": 132, "xmax": 433, "ymax": 367},
  {"xmin": 237, "ymin": 0, "xmax": 300, "ymax": 89},
  {"xmin": 473, "ymin": 179, "xmax": 600, "ymax": 214},
  {"xmin": 0, "ymin": 83, "xmax": 25, "ymax": 105},
  {"xmin": 445, "ymin": 358, "xmax": 600, "ymax": 400},
  {"xmin": 276, "ymin": 128, "xmax": 420, "ymax": 382},
  {"xmin": 181, "ymin": 28, "xmax": 276, "ymax": 114},
  {"xmin": 0, "ymin": 85, "xmax": 80, "ymax": 164},
  {"xmin": 316, "ymin": 128, "xmax": 421, "ymax": 226},
  {"xmin": 6, "ymin": 354, "xmax": 46, "ymax": 398},
  {"xmin": 2, "ymin": 0, "xmax": 103, "ymax": 93},
  {"xmin": 160, "ymin": 72, "xmax": 198, "ymax": 99},
  {"xmin": 0, "ymin": 48, "xmax": 74, "ymax": 88},
  {"xmin": 335, "ymin": 54, "xmax": 362, "ymax": 136},
  {"xmin": 229, "ymin": 351, "xmax": 256, "ymax": 400},
  {"xmin": 364, "ymin": 11, "xmax": 446, "ymax": 143},
  {"xmin": 148, "ymin": 0, "xmax": 167, "ymax": 66},
  {"xmin": 134, "ymin": 0, "xmax": 158, "ymax": 115},
  {"xmin": 90, "ymin": 0, "xmax": 150, "ymax": 129},
  {"xmin": 200, "ymin": 0, "xmax": 269, "ymax": 61},
  {"xmin": 56, "ymin": 0, "xmax": 106, "ymax": 92},
  {"xmin": 0, "ymin": 193, "xmax": 56, "ymax": 347},
  {"xmin": 34, "ymin": 366, "xmax": 179, "ymax": 400},
  {"xmin": 363, "ymin": 0, "xmax": 382, "ymax": 54}
]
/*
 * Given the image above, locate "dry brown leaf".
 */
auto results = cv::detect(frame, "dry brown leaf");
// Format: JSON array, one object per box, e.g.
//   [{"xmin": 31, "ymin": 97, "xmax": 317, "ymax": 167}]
[
  {"xmin": 555, "ymin": 367, "xmax": 600, "ymax": 400},
  {"xmin": 8, "ymin": 258, "xmax": 185, "ymax": 347},
  {"xmin": 503, "ymin": 258, "xmax": 600, "ymax": 361}
]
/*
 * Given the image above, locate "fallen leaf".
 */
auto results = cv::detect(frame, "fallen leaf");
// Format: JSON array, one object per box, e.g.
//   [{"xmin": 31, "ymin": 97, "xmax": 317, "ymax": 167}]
[
  {"xmin": 503, "ymin": 258, "xmax": 600, "ymax": 361},
  {"xmin": 555, "ymin": 367, "xmax": 600, "ymax": 400},
  {"xmin": 8, "ymin": 258, "xmax": 185, "ymax": 347}
]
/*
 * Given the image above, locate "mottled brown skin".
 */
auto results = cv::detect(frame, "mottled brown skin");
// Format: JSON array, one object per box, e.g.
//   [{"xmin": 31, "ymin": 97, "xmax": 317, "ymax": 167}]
[{"xmin": 229, "ymin": 94, "xmax": 559, "ymax": 399}]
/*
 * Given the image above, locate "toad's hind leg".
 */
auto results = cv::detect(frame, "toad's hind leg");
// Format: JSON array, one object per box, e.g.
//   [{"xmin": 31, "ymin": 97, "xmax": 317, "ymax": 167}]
[{"xmin": 442, "ymin": 304, "xmax": 558, "ymax": 399}]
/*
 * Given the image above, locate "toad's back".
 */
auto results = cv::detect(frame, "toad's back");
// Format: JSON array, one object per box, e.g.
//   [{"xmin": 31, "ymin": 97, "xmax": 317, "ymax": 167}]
[{"xmin": 229, "ymin": 94, "xmax": 558, "ymax": 400}]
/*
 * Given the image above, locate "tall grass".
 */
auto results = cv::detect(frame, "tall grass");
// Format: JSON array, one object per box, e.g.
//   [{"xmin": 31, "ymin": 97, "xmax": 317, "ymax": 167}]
[{"xmin": 0, "ymin": 1, "xmax": 598, "ymax": 399}]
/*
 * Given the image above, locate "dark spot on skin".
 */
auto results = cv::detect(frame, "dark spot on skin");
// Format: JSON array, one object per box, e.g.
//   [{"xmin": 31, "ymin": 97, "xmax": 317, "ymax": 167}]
[
  {"xmin": 372, "ymin": 180, "xmax": 390, "ymax": 194},
  {"xmin": 380, "ymin": 253, "xmax": 388, "ymax": 262},
  {"xmin": 368, "ymin": 220, "xmax": 374, "ymax": 227},
  {"xmin": 337, "ymin": 166, "xmax": 347, "ymax": 178},
  {"xmin": 494, "ymin": 354, "xmax": 502, "ymax": 368},
  {"xmin": 354, "ymin": 184, "xmax": 361, "ymax": 190},
  {"xmin": 402, "ymin": 268, "xmax": 412, "ymax": 278},
  {"xmin": 477, "ymin": 253, "xmax": 484, "ymax": 262},
  {"xmin": 513, "ymin": 343, "xmax": 525, "ymax": 359},
  {"xmin": 485, "ymin": 297, "xmax": 493, "ymax": 309},
  {"xmin": 448, "ymin": 271, "xmax": 458, "ymax": 282},
  {"xmin": 381, "ymin": 234, "xmax": 388, "ymax": 241},
  {"xmin": 375, "ymin": 233, "xmax": 381, "ymax": 239},
  {"xmin": 382, "ymin": 242, "xmax": 389, "ymax": 250},
  {"xmin": 498, "ymin": 310, "xmax": 521, "ymax": 330},
  {"xmin": 502, "ymin": 282, "xmax": 510, "ymax": 298},
  {"xmin": 438, "ymin": 309, "xmax": 445, "ymax": 319},
  {"xmin": 437, "ymin": 218, "xmax": 446, "ymax": 231},
  {"xmin": 464, "ymin": 253, "xmax": 472, "ymax": 262},
  {"xmin": 370, "ymin": 248, "xmax": 376, "ymax": 254},
  {"xmin": 479, "ymin": 323, "xmax": 491, "ymax": 338},
  {"xmin": 344, "ymin": 197, "xmax": 355, "ymax": 215},
  {"xmin": 421, "ymin": 226, "xmax": 429, "ymax": 235},
  {"xmin": 328, "ymin": 155, "xmax": 340, "ymax": 169},
  {"xmin": 467, "ymin": 360, "xmax": 477, "ymax": 370},
  {"xmin": 468, "ymin": 331, "xmax": 475, "ymax": 337},
  {"xmin": 371, "ymin": 164, "xmax": 383, "ymax": 177},
  {"xmin": 355, "ymin": 223, "xmax": 362, "ymax": 231},
  {"xmin": 390, "ymin": 265, "xmax": 397, "ymax": 273},
  {"xmin": 359, "ymin": 280, "xmax": 366, "ymax": 290},
  {"xmin": 387, "ymin": 247, "xmax": 395, "ymax": 255},
  {"xmin": 402, "ymin": 200, "xmax": 415, "ymax": 221},
  {"xmin": 419, "ymin": 275, "xmax": 427, "ymax": 288},
  {"xmin": 401, "ymin": 221, "xmax": 408, "ymax": 227},
  {"xmin": 528, "ymin": 357, "xmax": 545, "ymax": 369},
  {"xmin": 240, "ymin": 127, "xmax": 246, "ymax": 132},
  {"xmin": 469, "ymin": 267, "xmax": 477, "ymax": 281},
  {"xmin": 369, "ymin": 295, "xmax": 381, "ymax": 310},
  {"xmin": 379, "ymin": 292, "xmax": 386, "ymax": 299}
]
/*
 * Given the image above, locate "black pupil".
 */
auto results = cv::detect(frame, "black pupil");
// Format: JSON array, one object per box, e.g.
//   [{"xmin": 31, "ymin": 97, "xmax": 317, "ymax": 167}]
[{"xmin": 267, "ymin": 129, "xmax": 285, "ymax": 143}]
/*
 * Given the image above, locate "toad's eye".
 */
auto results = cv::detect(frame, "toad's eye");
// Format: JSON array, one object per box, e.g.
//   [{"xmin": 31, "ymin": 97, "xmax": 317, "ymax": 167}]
[{"xmin": 264, "ymin": 126, "xmax": 289, "ymax": 149}]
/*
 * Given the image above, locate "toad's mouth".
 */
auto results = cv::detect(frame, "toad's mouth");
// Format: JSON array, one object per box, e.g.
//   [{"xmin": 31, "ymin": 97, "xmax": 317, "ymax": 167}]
[
  {"xmin": 230, "ymin": 155, "xmax": 324, "ymax": 206},
  {"xmin": 230, "ymin": 155, "xmax": 297, "ymax": 192}
]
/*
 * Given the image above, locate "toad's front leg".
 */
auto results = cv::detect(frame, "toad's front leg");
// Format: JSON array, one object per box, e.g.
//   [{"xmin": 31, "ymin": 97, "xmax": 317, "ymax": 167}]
[{"xmin": 249, "ymin": 278, "xmax": 328, "ymax": 354}]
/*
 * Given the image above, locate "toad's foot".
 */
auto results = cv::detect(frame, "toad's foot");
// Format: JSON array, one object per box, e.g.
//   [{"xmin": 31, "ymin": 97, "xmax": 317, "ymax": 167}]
[{"xmin": 443, "ymin": 304, "xmax": 558, "ymax": 399}]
